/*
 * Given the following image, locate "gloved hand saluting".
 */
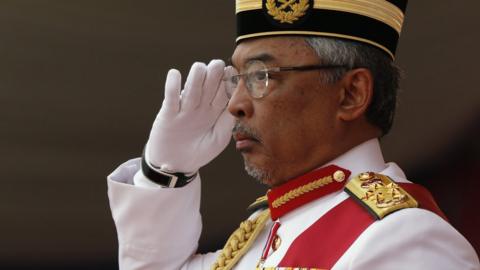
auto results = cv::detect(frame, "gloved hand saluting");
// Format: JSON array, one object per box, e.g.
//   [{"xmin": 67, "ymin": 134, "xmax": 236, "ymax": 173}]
[{"xmin": 142, "ymin": 60, "xmax": 234, "ymax": 187}]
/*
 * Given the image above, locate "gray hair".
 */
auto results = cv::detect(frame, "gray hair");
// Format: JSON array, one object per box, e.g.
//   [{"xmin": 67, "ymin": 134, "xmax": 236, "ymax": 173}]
[{"xmin": 304, "ymin": 37, "xmax": 402, "ymax": 135}]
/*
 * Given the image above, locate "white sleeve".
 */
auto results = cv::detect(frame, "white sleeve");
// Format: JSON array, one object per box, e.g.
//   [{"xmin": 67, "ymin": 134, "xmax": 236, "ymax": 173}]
[
  {"xmin": 107, "ymin": 158, "xmax": 219, "ymax": 270},
  {"xmin": 338, "ymin": 208, "xmax": 480, "ymax": 270}
]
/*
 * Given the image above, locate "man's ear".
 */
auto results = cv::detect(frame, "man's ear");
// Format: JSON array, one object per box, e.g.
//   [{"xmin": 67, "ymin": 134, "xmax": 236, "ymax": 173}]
[{"xmin": 337, "ymin": 68, "xmax": 374, "ymax": 121}]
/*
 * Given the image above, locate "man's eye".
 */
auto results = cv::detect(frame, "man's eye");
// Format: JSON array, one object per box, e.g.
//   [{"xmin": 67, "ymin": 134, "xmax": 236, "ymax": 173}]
[
  {"xmin": 252, "ymin": 71, "xmax": 267, "ymax": 81},
  {"xmin": 230, "ymin": 75, "xmax": 240, "ymax": 84}
]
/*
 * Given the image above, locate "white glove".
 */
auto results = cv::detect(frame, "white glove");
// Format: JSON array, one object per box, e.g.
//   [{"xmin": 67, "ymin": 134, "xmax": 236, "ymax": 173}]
[{"xmin": 145, "ymin": 59, "xmax": 235, "ymax": 174}]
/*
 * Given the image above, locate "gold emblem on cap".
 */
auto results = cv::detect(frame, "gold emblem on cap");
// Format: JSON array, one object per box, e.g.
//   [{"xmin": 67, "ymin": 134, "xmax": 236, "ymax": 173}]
[
  {"xmin": 333, "ymin": 170, "xmax": 346, "ymax": 182},
  {"xmin": 265, "ymin": 0, "xmax": 310, "ymax": 24}
]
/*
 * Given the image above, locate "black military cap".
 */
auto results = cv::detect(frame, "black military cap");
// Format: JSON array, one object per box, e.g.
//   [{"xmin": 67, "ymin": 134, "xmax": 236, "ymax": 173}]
[{"xmin": 236, "ymin": 0, "xmax": 408, "ymax": 59}]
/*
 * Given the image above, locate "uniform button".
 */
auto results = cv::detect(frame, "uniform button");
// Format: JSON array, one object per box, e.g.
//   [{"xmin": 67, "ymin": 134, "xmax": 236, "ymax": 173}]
[
  {"xmin": 333, "ymin": 170, "xmax": 346, "ymax": 182},
  {"xmin": 272, "ymin": 235, "xmax": 282, "ymax": 251}
]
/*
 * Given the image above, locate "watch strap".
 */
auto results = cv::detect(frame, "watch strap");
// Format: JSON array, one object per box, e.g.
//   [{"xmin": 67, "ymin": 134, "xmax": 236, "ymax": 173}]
[{"xmin": 141, "ymin": 150, "xmax": 197, "ymax": 188}]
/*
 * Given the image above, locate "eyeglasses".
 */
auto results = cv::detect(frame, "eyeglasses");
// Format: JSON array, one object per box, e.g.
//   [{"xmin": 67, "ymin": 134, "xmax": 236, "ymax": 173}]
[{"xmin": 224, "ymin": 60, "xmax": 347, "ymax": 99}]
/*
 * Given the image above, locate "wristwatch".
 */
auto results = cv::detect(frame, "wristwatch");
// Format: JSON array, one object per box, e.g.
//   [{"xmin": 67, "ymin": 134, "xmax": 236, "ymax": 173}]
[{"xmin": 141, "ymin": 149, "xmax": 197, "ymax": 188}]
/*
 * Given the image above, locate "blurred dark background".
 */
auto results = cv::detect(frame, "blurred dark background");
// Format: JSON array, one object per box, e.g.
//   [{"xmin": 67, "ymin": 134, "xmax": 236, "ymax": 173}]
[{"xmin": 0, "ymin": 1, "xmax": 478, "ymax": 269}]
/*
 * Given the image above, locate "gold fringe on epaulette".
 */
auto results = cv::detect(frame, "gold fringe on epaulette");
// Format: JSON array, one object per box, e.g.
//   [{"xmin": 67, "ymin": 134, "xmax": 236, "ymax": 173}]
[{"xmin": 211, "ymin": 209, "xmax": 270, "ymax": 270}]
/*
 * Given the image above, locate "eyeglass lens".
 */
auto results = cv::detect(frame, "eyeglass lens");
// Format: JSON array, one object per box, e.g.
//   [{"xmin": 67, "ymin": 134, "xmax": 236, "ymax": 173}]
[{"xmin": 224, "ymin": 60, "xmax": 269, "ymax": 99}]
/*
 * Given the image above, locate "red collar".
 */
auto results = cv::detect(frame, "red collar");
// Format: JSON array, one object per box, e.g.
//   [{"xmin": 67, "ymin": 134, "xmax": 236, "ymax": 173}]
[{"xmin": 267, "ymin": 165, "xmax": 351, "ymax": 220}]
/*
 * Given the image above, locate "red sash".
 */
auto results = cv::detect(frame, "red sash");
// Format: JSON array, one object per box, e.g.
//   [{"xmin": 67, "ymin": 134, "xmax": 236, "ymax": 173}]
[{"xmin": 277, "ymin": 183, "xmax": 446, "ymax": 269}]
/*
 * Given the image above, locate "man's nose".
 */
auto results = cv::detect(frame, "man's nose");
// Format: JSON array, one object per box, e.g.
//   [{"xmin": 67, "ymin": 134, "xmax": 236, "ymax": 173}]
[{"xmin": 227, "ymin": 79, "xmax": 254, "ymax": 119}]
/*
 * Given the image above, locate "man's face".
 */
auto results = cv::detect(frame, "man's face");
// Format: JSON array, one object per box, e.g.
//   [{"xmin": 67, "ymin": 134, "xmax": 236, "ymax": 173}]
[{"xmin": 229, "ymin": 36, "xmax": 343, "ymax": 187}]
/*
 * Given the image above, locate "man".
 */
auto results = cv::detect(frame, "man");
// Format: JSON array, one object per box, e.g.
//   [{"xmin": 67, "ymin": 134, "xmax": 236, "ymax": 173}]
[{"xmin": 108, "ymin": 0, "xmax": 480, "ymax": 269}]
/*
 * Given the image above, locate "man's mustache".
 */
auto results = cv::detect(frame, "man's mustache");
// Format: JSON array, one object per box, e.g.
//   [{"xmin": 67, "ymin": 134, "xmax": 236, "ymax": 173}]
[{"xmin": 232, "ymin": 122, "xmax": 262, "ymax": 142}]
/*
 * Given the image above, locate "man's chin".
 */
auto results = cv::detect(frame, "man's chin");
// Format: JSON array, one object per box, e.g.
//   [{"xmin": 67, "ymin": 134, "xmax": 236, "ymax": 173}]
[{"xmin": 243, "ymin": 159, "xmax": 273, "ymax": 185}]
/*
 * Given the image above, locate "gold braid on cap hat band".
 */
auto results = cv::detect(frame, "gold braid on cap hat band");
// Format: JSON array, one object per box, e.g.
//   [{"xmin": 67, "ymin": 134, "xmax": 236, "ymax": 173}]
[{"xmin": 236, "ymin": 0, "xmax": 404, "ymax": 34}]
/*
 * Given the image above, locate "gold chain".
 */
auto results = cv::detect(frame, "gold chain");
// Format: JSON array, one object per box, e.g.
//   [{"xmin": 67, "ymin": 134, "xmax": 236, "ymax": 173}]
[{"xmin": 211, "ymin": 209, "xmax": 271, "ymax": 270}]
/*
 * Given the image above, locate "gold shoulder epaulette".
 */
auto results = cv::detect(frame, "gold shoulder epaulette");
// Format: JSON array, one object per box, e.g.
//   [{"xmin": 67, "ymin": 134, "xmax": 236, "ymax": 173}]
[
  {"xmin": 344, "ymin": 172, "xmax": 418, "ymax": 220},
  {"xmin": 247, "ymin": 195, "xmax": 269, "ymax": 213}
]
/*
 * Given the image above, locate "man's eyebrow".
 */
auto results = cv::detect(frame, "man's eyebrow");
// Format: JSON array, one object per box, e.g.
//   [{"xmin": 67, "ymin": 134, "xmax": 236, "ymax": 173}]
[
  {"xmin": 245, "ymin": 53, "xmax": 275, "ymax": 65},
  {"xmin": 229, "ymin": 53, "xmax": 276, "ymax": 69}
]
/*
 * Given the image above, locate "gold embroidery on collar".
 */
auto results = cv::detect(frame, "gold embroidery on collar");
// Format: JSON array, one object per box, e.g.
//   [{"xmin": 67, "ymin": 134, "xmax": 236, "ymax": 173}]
[{"xmin": 271, "ymin": 175, "xmax": 333, "ymax": 208}]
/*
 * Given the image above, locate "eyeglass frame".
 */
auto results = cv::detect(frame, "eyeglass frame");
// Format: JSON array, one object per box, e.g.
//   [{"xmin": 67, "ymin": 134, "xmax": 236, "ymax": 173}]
[{"xmin": 224, "ymin": 61, "xmax": 349, "ymax": 99}]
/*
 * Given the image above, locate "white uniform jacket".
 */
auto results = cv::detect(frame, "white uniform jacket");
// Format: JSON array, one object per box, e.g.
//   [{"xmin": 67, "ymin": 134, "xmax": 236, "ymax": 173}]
[{"xmin": 108, "ymin": 139, "xmax": 480, "ymax": 269}]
